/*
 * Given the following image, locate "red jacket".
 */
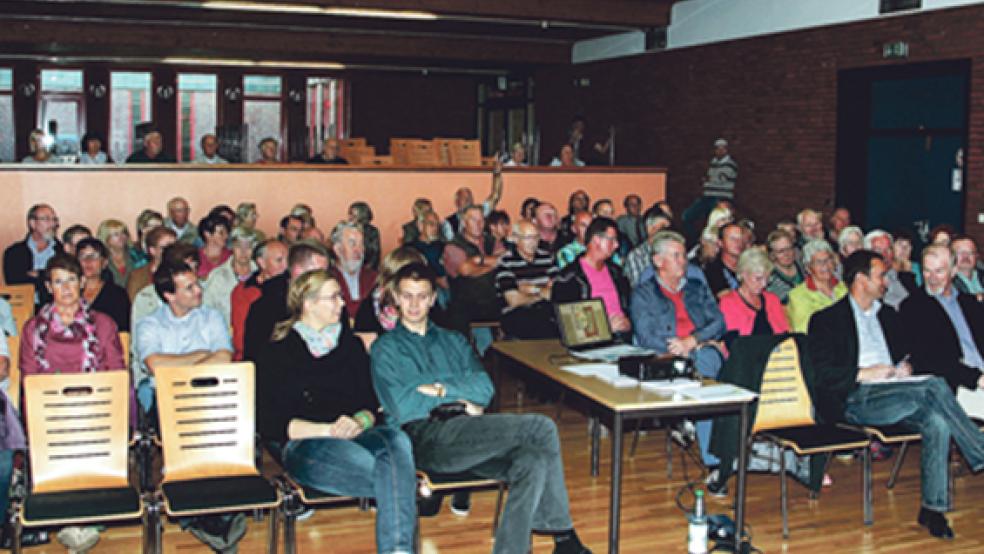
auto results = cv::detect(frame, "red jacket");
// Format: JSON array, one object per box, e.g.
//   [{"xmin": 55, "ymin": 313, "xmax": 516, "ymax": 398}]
[{"xmin": 718, "ymin": 290, "xmax": 790, "ymax": 336}]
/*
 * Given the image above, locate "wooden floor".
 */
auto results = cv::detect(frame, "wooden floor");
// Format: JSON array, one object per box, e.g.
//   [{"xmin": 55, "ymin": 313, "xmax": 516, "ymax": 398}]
[{"xmin": 21, "ymin": 376, "xmax": 984, "ymax": 553}]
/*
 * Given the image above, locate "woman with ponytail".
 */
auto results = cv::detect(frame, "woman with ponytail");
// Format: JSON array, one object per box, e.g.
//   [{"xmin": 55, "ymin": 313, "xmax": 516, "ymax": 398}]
[{"xmin": 255, "ymin": 270, "xmax": 416, "ymax": 554}]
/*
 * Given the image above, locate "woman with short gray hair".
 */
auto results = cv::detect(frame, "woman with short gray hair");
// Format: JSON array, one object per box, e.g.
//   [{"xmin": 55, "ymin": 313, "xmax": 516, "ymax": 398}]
[
  {"xmin": 786, "ymin": 239, "xmax": 846, "ymax": 333},
  {"xmin": 719, "ymin": 249, "xmax": 789, "ymax": 337}
]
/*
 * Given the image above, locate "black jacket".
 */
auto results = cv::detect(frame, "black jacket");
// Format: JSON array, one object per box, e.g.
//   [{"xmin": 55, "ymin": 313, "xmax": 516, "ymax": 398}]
[
  {"xmin": 90, "ymin": 281, "xmax": 131, "ymax": 332},
  {"xmin": 3, "ymin": 237, "xmax": 62, "ymax": 309},
  {"xmin": 255, "ymin": 325, "xmax": 378, "ymax": 446},
  {"xmin": 551, "ymin": 252, "xmax": 631, "ymax": 318},
  {"xmin": 900, "ymin": 289, "xmax": 984, "ymax": 392},
  {"xmin": 807, "ymin": 295, "xmax": 910, "ymax": 423},
  {"xmin": 243, "ymin": 272, "xmax": 289, "ymax": 362}
]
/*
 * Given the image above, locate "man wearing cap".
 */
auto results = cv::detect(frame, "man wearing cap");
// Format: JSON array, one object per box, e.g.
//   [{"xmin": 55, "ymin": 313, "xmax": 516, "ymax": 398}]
[{"xmin": 682, "ymin": 138, "xmax": 739, "ymax": 242}]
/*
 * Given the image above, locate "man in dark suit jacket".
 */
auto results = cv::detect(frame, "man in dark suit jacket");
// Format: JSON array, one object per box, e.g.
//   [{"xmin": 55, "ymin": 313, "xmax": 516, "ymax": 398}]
[
  {"xmin": 3, "ymin": 204, "xmax": 61, "ymax": 307},
  {"xmin": 900, "ymin": 244, "xmax": 984, "ymax": 393},
  {"xmin": 809, "ymin": 250, "xmax": 984, "ymax": 540}
]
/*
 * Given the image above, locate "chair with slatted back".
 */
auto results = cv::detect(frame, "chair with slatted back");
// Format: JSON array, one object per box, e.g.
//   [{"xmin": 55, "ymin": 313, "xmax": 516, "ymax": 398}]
[
  {"xmin": 449, "ymin": 140, "xmax": 483, "ymax": 167},
  {"xmin": 389, "ymin": 138, "xmax": 414, "ymax": 165},
  {"xmin": 433, "ymin": 138, "xmax": 461, "ymax": 165},
  {"xmin": 407, "ymin": 140, "xmax": 440, "ymax": 166},
  {"xmin": 15, "ymin": 371, "xmax": 152, "ymax": 553},
  {"xmin": 339, "ymin": 138, "xmax": 366, "ymax": 149},
  {"xmin": 155, "ymin": 362, "xmax": 280, "ymax": 553},
  {"xmin": 745, "ymin": 336, "xmax": 872, "ymax": 538},
  {"xmin": 0, "ymin": 284, "xmax": 35, "ymax": 334}
]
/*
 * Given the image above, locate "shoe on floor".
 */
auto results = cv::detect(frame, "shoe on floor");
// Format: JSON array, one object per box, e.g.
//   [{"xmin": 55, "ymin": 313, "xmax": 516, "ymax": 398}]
[
  {"xmin": 56, "ymin": 526, "xmax": 100, "ymax": 554},
  {"xmin": 670, "ymin": 419, "xmax": 696, "ymax": 449},
  {"xmin": 918, "ymin": 507, "xmax": 954, "ymax": 539},
  {"xmin": 705, "ymin": 468, "xmax": 729, "ymax": 498},
  {"xmin": 450, "ymin": 491, "xmax": 471, "ymax": 516},
  {"xmin": 553, "ymin": 529, "xmax": 592, "ymax": 554}
]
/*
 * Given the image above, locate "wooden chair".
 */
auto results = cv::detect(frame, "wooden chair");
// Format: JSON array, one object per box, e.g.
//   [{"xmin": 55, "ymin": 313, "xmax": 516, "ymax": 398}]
[
  {"xmin": 0, "ymin": 284, "xmax": 35, "ymax": 334},
  {"xmin": 360, "ymin": 155, "xmax": 393, "ymax": 166},
  {"xmin": 275, "ymin": 473, "xmax": 361, "ymax": 554},
  {"xmin": 389, "ymin": 138, "xmax": 415, "ymax": 165},
  {"xmin": 434, "ymin": 138, "xmax": 462, "ymax": 165},
  {"xmin": 449, "ymin": 140, "xmax": 483, "ymax": 167},
  {"xmin": 341, "ymin": 145, "xmax": 376, "ymax": 164},
  {"xmin": 155, "ymin": 362, "xmax": 280, "ymax": 553},
  {"xmin": 407, "ymin": 140, "xmax": 441, "ymax": 166},
  {"xmin": 745, "ymin": 337, "xmax": 872, "ymax": 538},
  {"xmin": 15, "ymin": 371, "xmax": 152, "ymax": 553},
  {"xmin": 416, "ymin": 470, "xmax": 505, "ymax": 537},
  {"xmin": 339, "ymin": 138, "xmax": 366, "ymax": 149}
]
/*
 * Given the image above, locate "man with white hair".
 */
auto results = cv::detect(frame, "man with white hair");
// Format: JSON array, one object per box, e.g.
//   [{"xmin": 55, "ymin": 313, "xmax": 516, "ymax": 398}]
[
  {"xmin": 795, "ymin": 209, "xmax": 825, "ymax": 249},
  {"xmin": 900, "ymin": 244, "xmax": 984, "ymax": 392},
  {"xmin": 165, "ymin": 197, "xmax": 199, "ymax": 246},
  {"xmin": 494, "ymin": 220, "xmax": 558, "ymax": 339},
  {"xmin": 864, "ymin": 229, "xmax": 917, "ymax": 310},
  {"xmin": 631, "ymin": 230, "xmax": 726, "ymax": 467},
  {"xmin": 837, "ymin": 225, "xmax": 864, "ymax": 259},
  {"xmin": 329, "ymin": 221, "xmax": 378, "ymax": 322}
]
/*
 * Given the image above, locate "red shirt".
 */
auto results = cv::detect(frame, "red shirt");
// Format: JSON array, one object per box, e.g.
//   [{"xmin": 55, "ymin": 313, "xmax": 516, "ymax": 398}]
[{"xmin": 659, "ymin": 283, "xmax": 696, "ymax": 338}]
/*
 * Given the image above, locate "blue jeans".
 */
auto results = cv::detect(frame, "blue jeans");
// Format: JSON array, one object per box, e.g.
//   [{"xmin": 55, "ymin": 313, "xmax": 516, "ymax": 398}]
[
  {"xmin": 404, "ymin": 414, "xmax": 574, "ymax": 554},
  {"xmin": 844, "ymin": 377, "xmax": 984, "ymax": 512},
  {"xmin": 283, "ymin": 426, "xmax": 416, "ymax": 554},
  {"xmin": 694, "ymin": 346, "xmax": 724, "ymax": 467}
]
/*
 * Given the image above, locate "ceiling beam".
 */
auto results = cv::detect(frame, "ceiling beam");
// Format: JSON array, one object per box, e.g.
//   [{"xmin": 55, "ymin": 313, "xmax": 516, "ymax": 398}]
[{"xmin": 0, "ymin": 17, "xmax": 570, "ymax": 67}]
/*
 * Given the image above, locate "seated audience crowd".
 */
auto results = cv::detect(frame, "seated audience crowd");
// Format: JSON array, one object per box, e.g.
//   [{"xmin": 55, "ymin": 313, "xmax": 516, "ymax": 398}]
[{"xmin": 3, "ymin": 150, "xmax": 984, "ymax": 551}]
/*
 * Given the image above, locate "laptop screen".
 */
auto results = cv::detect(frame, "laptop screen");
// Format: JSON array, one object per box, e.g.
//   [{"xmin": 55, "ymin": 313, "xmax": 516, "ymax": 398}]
[{"xmin": 555, "ymin": 299, "xmax": 614, "ymax": 349}]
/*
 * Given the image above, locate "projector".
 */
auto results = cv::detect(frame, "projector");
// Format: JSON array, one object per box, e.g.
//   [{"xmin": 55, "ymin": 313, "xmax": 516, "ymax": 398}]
[{"xmin": 617, "ymin": 354, "xmax": 694, "ymax": 381}]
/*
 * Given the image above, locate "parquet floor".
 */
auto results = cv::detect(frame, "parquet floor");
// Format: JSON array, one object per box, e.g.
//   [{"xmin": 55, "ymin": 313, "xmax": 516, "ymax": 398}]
[{"xmin": 21, "ymin": 375, "xmax": 984, "ymax": 553}]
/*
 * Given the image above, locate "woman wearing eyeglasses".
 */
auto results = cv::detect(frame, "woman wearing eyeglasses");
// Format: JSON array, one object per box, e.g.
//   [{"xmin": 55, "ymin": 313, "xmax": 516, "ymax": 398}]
[
  {"xmin": 785, "ymin": 239, "xmax": 847, "ymax": 333},
  {"xmin": 256, "ymin": 270, "xmax": 416, "ymax": 554}
]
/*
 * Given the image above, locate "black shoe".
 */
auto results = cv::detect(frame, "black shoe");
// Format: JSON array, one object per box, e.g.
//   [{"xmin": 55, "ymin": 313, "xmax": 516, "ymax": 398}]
[
  {"xmin": 918, "ymin": 507, "xmax": 954, "ymax": 539},
  {"xmin": 417, "ymin": 494, "xmax": 443, "ymax": 517},
  {"xmin": 450, "ymin": 491, "xmax": 471, "ymax": 516},
  {"xmin": 705, "ymin": 469, "xmax": 729, "ymax": 498},
  {"xmin": 553, "ymin": 529, "xmax": 592, "ymax": 554}
]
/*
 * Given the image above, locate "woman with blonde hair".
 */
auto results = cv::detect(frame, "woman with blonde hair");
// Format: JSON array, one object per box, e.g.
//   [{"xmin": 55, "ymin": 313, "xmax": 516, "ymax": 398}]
[
  {"xmin": 256, "ymin": 270, "xmax": 416, "ymax": 554},
  {"xmin": 234, "ymin": 202, "xmax": 265, "ymax": 242},
  {"xmin": 97, "ymin": 219, "xmax": 143, "ymax": 287}
]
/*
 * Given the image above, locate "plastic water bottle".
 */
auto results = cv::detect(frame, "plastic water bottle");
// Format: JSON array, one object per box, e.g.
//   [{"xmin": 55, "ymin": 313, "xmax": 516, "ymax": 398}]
[{"xmin": 688, "ymin": 489, "xmax": 709, "ymax": 554}]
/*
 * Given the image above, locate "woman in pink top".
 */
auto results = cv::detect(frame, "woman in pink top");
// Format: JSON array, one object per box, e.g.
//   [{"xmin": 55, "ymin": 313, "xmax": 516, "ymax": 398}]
[
  {"xmin": 197, "ymin": 214, "xmax": 232, "ymax": 279},
  {"xmin": 20, "ymin": 254, "xmax": 125, "ymax": 378},
  {"xmin": 718, "ymin": 248, "xmax": 790, "ymax": 336}
]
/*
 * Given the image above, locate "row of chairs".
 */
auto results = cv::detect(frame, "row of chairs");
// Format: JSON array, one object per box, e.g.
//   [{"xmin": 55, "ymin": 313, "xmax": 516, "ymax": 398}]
[
  {"xmin": 13, "ymin": 361, "xmax": 507, "ymax": 553},
  {"xmin": 337, "ymin": 137, "xmax": 495, "ymax": 166}
]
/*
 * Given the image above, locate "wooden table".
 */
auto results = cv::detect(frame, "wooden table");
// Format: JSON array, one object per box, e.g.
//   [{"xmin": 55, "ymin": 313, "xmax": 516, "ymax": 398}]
[{"xmin": 491, "ymin": 339, "xmax": 755, "ymax": 554}]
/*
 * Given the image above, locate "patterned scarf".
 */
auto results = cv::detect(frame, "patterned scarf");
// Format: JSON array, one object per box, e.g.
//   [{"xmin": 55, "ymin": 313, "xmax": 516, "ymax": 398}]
[
  {"xmin": 32, "ymin": 301, "xmax": 100, "ymax": 374},
  {"xmin": 293, "ymin": 321, "xmax": 342, "ymax": 358}
]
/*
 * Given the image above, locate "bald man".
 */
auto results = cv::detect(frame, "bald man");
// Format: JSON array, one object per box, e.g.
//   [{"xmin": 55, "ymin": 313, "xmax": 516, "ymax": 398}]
[{"xmin": 494, "ymin": 220, "xmax": 559, "ymax": 339}]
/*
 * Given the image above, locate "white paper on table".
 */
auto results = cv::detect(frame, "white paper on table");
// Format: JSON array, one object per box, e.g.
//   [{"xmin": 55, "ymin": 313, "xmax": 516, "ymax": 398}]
[
  {"xmin": 640, "ymin": 379, "xmax": 703, "ymax": 393},
  {"xmin": 559, "ymin": 363, "xmax": 620, "ymax": 380},
  {"xmin": 681, "ymin": 383, "xmax": 757, "ymax": 402},
  {"xmin": 864, "ymin": 374, "xmax": 933, "ymax": 385}
]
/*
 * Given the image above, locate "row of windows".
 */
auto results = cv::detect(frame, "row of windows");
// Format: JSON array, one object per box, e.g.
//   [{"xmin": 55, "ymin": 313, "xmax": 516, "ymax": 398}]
[{"xmin": 0, "ymin": 68, "xmax": 347, "ymax": 163}]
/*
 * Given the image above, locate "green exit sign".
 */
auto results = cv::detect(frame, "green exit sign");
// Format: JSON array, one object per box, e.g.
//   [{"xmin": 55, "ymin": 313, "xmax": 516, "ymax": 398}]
[{"xmin": 883, "ymin": 41, "xmax": 909, "ymax": 59}]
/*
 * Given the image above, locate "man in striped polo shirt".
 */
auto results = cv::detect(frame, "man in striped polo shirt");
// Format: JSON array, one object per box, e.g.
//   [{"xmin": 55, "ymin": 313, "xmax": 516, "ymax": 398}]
[
  {"xmin": 495, "ymin": 220, "xmax": 559, "ymax": 339},
  {"xmin": 682, "ymin": 138, "xmax": 739, "ymax": 242}
]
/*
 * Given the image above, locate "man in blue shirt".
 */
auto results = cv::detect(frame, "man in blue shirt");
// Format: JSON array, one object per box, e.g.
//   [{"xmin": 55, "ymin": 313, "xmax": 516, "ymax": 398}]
[
  {"xmin": 134, "ymin": 257, "xmax": 232, "ymax": 414},
  {"xmin": 371, "ymin": 263, "xmax": 591, "ymax": 554}
]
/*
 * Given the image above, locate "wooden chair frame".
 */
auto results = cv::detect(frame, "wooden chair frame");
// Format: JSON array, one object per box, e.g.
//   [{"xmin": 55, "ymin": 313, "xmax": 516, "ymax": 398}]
[
  {"xmin": 155, "ymin": 362, "xmax": 280, "ymax": 553},
  {"xmin": 15, "ymin": 371, "xmax": 152, "ymax": 553}
]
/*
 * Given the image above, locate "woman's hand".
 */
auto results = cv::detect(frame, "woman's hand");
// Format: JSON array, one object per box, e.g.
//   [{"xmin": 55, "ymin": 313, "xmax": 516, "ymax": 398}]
[{"xmin": 328, "ymin": 415, "xmax": 364, "ymax": 439}]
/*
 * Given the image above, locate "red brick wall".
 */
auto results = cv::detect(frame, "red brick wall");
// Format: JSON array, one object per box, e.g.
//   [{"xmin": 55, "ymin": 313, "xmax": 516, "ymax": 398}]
[{"xmin": 534, "ymin": 4, "xmax": 984, "ymax": 246}]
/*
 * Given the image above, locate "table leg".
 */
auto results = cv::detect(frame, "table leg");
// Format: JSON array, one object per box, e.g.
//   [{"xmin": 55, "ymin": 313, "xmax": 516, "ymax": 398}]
[
  {"xmin": 591, "ymin": 416, "xmax": 601, "ymax": 477},
  {"xmin": 735, "ymin": 402, "xmax": 751, "ymax": 553},
  {"xmin": 608, "ymin": 414, "xmax": 624, "ymax": 553}
]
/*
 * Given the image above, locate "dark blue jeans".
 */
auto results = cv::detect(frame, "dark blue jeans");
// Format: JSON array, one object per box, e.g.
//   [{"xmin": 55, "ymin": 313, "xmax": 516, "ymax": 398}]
[
  {"xmin": 404, "ymin": 413, "xmax": 574, "ymax": 554},
  {"xmin": 283, "ymin": 426, "xmax": 416, "ymax": 554},
  {"xmin": 844, "ymin": 377, "xmax": 984, "ymax": 512},
  {"xmin": 0, "ymin": 449, "xmax": 12, "ymax": 517}
]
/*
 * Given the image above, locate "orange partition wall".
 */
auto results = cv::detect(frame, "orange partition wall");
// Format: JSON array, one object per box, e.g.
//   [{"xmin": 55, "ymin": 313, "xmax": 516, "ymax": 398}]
[{"xmin": 0, "ymin": 166, "xmax": 665, "ymax": 277}]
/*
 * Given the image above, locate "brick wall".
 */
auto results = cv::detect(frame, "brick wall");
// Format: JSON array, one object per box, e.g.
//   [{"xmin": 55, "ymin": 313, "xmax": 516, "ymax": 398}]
[{"xmin": 534, "ymin": 4, "xmax": 984, "ymax": 246}]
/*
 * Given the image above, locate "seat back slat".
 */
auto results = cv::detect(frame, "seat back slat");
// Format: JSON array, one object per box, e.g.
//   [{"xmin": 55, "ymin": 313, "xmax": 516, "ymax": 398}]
[{"xmin": 752, "ymin": 338, "xmax": 816, "ymax": 434}]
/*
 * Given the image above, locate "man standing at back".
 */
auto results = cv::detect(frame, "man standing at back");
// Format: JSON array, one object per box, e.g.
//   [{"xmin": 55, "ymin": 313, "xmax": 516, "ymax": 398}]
[{"xmin": 371, "ymin": 263, "xmax": 591, "ymax": 554}]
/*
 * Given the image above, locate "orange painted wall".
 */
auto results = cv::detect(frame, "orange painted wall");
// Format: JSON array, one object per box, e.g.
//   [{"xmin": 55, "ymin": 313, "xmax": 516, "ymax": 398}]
[{"xmin": 0, "ymin": 166, "xmax": 665, "ymax": 278}]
